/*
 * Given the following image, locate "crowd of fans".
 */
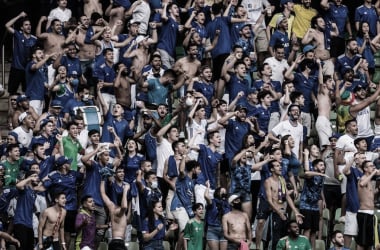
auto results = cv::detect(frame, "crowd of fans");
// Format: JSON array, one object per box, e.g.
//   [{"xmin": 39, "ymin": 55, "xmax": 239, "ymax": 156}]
[{"xmin": 3, "ymin": 0, "xmax": 380, "ymax": 249}]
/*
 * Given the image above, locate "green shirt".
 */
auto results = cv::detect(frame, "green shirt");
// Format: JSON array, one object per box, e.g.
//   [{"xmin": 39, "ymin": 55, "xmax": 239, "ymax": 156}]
[
  {"xmin": 61, "ymin": 136, "xmax": 83, "ymax": 171},
  {"xmin": 276, "ymin": 235, "xmax": 311, "ymax": 250},
  {"xmin": 184, "ymin": 218, "xmax": 204, "ymax": 250},
  {"xmin": 3, "ymin": 158, "xmax": 23, "ymax": 187}
]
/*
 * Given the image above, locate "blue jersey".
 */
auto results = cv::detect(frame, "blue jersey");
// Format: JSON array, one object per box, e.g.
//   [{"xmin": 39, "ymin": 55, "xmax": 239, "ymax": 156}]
[
  {"xmin": 225, "ymin": 119, "xmax": 250, "ymax": 161},
  {"xmin": 226, "ymin": 74, "xmax": 249, "ymax": 103},
  {"xmin": 123, "ymin": 153, "xmax": 145, "ymax": 184},
  {"xmin": 144, "ymin": 130, "xmax": 157, "ymax": 162},
  {"xmin": 14, "ymin": 186, "xmax": 36, "ymax": 228},
  {"xmin": 346, "ymin": 167, "xmax": 363, "ymax": 213},
  {"xmin": 30, "ymin": 135, "xmax": 57, "ymax": 156},
  {"xmin": 171, "ymin": 175, "xmax": 195, "ymax": 218},
  {"xmin": 253, "ymin": 105, "xmax": 271, "ymax": 134},
  {"xmin": 97, "ymin": 63, "xmax": 116, "ymax": 95},
  {"xmin": 269, "ymin": 30, "xmax": 290, "ymax": 57},
  {"xmin": 206, "ymin": 16, "xmax": 232, "ymax": 58},
  {"xmin": 12, "ymin": 31, "xmax": 37, "ymax": 69},
  {"xmin": 230, "ymin": 22, "xmax": 246, "ymax": 45},
  {"xmin": 37, "ymin": 156, "xmax": 56, "ymax": 179},
  {"xmin": 25, "ymin": 60, "xmax": 48, "ymax": 101},
  {"xmin": 335, "ymin": 54, "xmax": 362, "ymax": 77},
  {"xmin": 45, "ymin": 170, "xmax": 83, "ymax": 210},
  {"xmin": 254, "ymin": 80, "xmax": 282, "ymax": 113},
  {"xmin": 198, "ymin": 144, "xmax": 222, "ymax": 189},
  {"xmin": 230, "ymin": 164, "xmax": 251, "ymax": 194},
  {"xmin": 193, "ymin": 81, "xmax": 214, "ymax": 117},
  {"xmin": 205, "ymin": 199, "xmax": 230, "ymax": 227},
  {"xmin": 101, "ymin": 109, "xmax": 133, "ymax": 145},
  {"xmin": 0, "ymin": 188, "xmax": 18, "ymax": 214},
  {"xmin": 52, "ymin": 84, "xmax": 75, "ymax": 108},
  {"xmin": 60, "ymin": 55, "xmax": 82, "ymax": 76},
  {"xmin": 117, "ymin": 34, "xmax": 135, "ymax": 67},
  {"xmin": 156, "ymin": 17, "xmax": 179, "ymax": 58},
  {"xmin": 357, "ymin": 37, "xmax": 375, "ymax": 69},
  {"xmin": 299, "ymin": 168, "xmax": 324, "ymax": 211},
  {"xmin": 142, "ymin": 218, "xmax": 165, "ymax": 240},
  {"xmin": 106, "ymin": 180, "xmax": 130, "ymax": 205},
  {"xmin": 325, "ymin": 3, "xmax": 349, "ymax": 38},
  {"xmin": 83, "ymin": 161, "xmax": 111, "ymax": 206},
  {"xmin": 235, "ymin": 37, "xmax": 255, "ymax": 56},
  {"xmin": 293, "ymin": 72, "xmax": 317, "ymax": 113},
  {"xmin": 167, "ymin": 155, "xmax": 179, "ymax": 178},
  {"xmin": 355, "ymin": 5, "xmax": 379, "ymax": 37},
  {"xmin": 237, "ymin": 98, "xmax": 258, "ymax": 117}
]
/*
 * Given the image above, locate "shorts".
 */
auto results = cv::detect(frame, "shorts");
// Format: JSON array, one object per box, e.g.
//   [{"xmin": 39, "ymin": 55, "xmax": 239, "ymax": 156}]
[
  {"xmin": 108, "ymin": 239, "xmax": 127, "ymax": 250},
  {"xmin": 323, "ymin": 184, "xmax": 342, "ymax": 208},
  {"xmin": 206, "ymin": 225, "xmax": 227, "ymax": 242},
  {"xmin": 8, "ymin": 67, "xmax": 26, "ymax": 94},
  {"xmin": 300, "ymin": 209, "xmax": 319, "ymax": 232},
  {"xmin": 195, "ymin": 184, "xmax": 214, "ymax": 207},
  {"xmin": 344, "ymin": 211, "xmax": 358, "ymax": 236},
  {"xmin": 64, "ymin": 210, "xmax": 78, "ymax": 233},
  {"xmin": 157, "ymin": 48, "xmax": 175, "ymax": 69},
  {"xmin": 374, "ymin": 124, "xmax": 380, "ymax": 135},
  {"xmin": 255, "ymin": 29, "xmax": 269, "ymax": 52},
  {"xmin": 239, "ymin": 191, "xmax": 252, "ymax": 203},
  {"xmin": 315, "ymin": 116, "xmax": 332, "ymax": 148},
  {"xmin": 300, "ymin": 112, "xmax": 311, "ymax": 136},
  {"xmin": 165, "ymin": 189, "xmax": 175, "ymax": 220},
  {"xmin": 30, "ymin": 100, "xmax": 44, "ymax": 116},
  {"xmin": 356, "ymin": 211, "xmax": 374, "ymax": 247},
  {"xmin": 227, "ymin": 241, "xmax": 240, "ymax": 250},
  {"xmin": 256, "ymin": 197, "xmax": 270, "ymax": 220},
  {"xmin": 172, "ymin": 207, "xmax": 190, "ymax": 232}
]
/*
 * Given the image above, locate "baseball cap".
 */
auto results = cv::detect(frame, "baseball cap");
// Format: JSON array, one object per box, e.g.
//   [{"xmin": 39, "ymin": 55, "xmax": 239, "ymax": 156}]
[
  {"xmin": 302, "ymin": 45, "xmax": 316, "ymax": 54},
  {"xmin": 51, "ymin": 99, "xmax": 63, "ymax": 108},
  {"xmin": 18, "ymin": 112, "xmax": 29, "ymax": 123},
  {"xmin": 235, "ymin": 104, "xmax": 247, "ymax": 112},
  {"xmin": 353, "ymin": 85, "xmax": 366, "ymax": 92},
  {"xmin": 16, "ymin": 94, "xmax": 28, "ymax": 103},
  {"xmin": 342, "ymin": 66, "xmax": 354, "ymax": 75},
  {"xmin": 56, "ymin": 156, "xmax": 73, "ymax": 166},
  {"xmin": 240, "ymin": 23, "xmax": 251, "ymax": 31},
  {"xmin": 128, "ymin": 19, "xmax": 141, "ymax": 25},
  {"xmin": 40, "ymin": 119, "xmax": 52, "ymax": 129},
  {"xmin": 280, "ymin": 0, "xmax": 293, "ymax": 5},
  {"xmin": 228, "ymin": 194, "xmax": 240, "ymax": 205}
]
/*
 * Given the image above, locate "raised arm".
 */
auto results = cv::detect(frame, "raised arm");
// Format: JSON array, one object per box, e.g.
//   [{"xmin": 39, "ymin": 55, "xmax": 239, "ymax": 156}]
[
  {"xmin": 36, "ymin": 16, "xmax": 48, "ymax": 39},
  {"xmin": 5, "ymin": 12, "xmax": 27, "ymax": 34}
]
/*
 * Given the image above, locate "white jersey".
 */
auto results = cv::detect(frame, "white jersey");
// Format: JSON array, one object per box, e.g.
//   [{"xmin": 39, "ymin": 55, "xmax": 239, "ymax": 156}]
[
  {"xmin": 355, "ymin": 101, "xmax": 374, "ymax": 137},
  {"xmin": 264, "ymin": 57, "xmax": 289, "ymax": 84},
  {"xmin": 156, "ymin": 138, "xmax": 173, "ymax": 178},
  {"xmin": 271, "ymin": 120, "xmax": 303, "ymax": 159}
]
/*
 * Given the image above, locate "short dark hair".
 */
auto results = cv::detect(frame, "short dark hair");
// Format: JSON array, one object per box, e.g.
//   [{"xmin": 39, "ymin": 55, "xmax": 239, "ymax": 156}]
[
  {"xmin": 81, "ymin": 195, "xmax": 93, "ymax": 205},
  {"xmin": 103, "ymin": 48, "xmax": 113, "ymax": 55},
  {"xmin": 185, "ymin": 160, "xmax": 200, "ymax": 172},
  {"xmin": 54, "ymin": 191, "xmax": 66, "ymax": 200},
  {"xmin": 344, "ymin": 119, "xmax": 357, "ymax": 128},
  {"xmin": 258, "ymin": 90, "xmax": 272, "ymax": 102},
  {"xmin": 290, "ymin": 91, "xmax": 303, "ymax": 103},
  {"xmin": 192, "ymin": 203, "xmax": 204, "ymax": 211},
  {"xmin": 312, "ymin": 159, "xmax": 324, "ymax": 168},
  {"xmin": 207, "ymin": 131, "xmax": 219, "ymax": 144}
]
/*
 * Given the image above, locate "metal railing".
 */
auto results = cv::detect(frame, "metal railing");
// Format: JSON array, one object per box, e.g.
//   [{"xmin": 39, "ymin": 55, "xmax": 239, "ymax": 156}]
[{"xmin": 0, "ymin": 31, "xmax": 8, "ymax": 93}]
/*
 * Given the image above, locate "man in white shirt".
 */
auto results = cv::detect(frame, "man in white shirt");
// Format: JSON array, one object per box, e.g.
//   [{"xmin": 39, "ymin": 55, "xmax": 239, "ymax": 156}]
[
  {"xmin": 264, "ymin": 44, "xmax": 289, "ymax": 84},
  {"xmin": 47, "ymin": 0, "xmax": 72, "ymax": 29}
]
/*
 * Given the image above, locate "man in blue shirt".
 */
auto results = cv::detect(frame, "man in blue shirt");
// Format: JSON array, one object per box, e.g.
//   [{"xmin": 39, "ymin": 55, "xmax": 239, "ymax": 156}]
[
  {"xmin": 5, "ymin": 12, "xmax": 37, "ymax": 95},
  {"xmin": 14, "ymin": 170, "xmax": 45, "ymax": 250},
  {"xmin": 268, "ymin": 15, "xmax": 290, "ymax": 57},
  {"xmin": 25, "ymin": 47, "xmax": 56, "ymax": 115},
  {"xmin": 223, "ymin": 61, "xmax": 249, "ymax": 103},
  {"xmin": 335, "ymin": 39, "xmax": 361, "ymax": 79},
  {"xmin": 43, "ymin": 156, "xmax": 84, "ymax": 247},
  {"xmin": 320, "ymin": 0, "xmax": 353, "ymax": 60},
  {"xmin": 97, "ymin": 48, "xmax": 117, "ymax": 112}
]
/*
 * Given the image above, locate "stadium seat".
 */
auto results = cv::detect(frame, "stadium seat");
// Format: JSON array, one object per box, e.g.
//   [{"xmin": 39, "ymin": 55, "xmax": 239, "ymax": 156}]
[
  {"xmin": 334, "ymin": 208, "xmax": 342, "ymax": 224},
  {"xmin": 163, "ymin": 241, "xmax": 171, "ymax": 250},
  {"xmin": 333, "ymin": 223, "xmax": 344, "ymax": 232},
  {"xmin": 322, "ymin": 208, "xmax": 330, "ymax": 221},
  {"xmin": 97, "ymin": 241, "xmax": 108, "ymax": 250},
  {"xmin": 126, "ymin": 241, "xmax": 139, "ymax": 250},
  {"xmin": 315, "ymin": 239, "xmax": 325, "ymax": 250}
]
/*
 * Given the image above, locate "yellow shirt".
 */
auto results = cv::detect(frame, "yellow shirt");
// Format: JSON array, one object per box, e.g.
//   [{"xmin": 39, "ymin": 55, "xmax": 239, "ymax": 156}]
[
  {"xmin": 292, "ymin": 4, "xmax": 317, "ymax": 39},
  {"xmin": 268, "ymin": 13, "xmax": 295, "ymax": 39}
]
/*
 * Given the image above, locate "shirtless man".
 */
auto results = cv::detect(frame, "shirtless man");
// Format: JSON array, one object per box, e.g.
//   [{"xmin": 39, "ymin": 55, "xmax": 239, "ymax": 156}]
[
  {"xmin": 316, "ymin": 59, "xmax": 335, "ymax": 149},
  {"xmin": 357, "ymin": 161, "xmax": 379, "ymax": 250},
  {"xmin": 123, "ymin": 22, "xmax": 158, "ymax": 80},
  {"xmin": 173, "ymin": 44, "xmax": 201, "ymax": 88},
  {"xmin": 100, "ymin": 179, "xmax": 130, "ymax": 250},
  {"xmin": 222, "ymin": 194, "xmax": 252, "ymax": 250},
  {"xmin": 36, "ymin": 17, "xmax": 65, "ymax": 86},
  {"xmin": 38, "ymin": 192, "xmax": 67, "ymax": 250},
  {"xmin": 265, "ymin": 160, "xmax": 303, "ymax": 250},
  {"xmin": 301, "ymin": 14, "xmax": 338, "ymax": 76},
  {"xmin": 114, "ymin": 63, "xmax": 133, "ymax": 108},
  {"xmin": 105, "ymin": 0, "xmax": 126, "ymax": 35},
  {"xmin": 84, "ymin": 0, "xmax": 103, "ymax": 18}
]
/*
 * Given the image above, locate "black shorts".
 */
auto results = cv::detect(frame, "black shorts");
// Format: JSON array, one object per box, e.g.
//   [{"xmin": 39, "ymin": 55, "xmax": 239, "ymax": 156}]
[
  {"xmin": 356, "ymin": 212, "xmax": 374, "ymax": 247},
  {"xmin": 8, "ymin": 67, "xmax": 26, "ymax": 94},
  {"xmin": 300, "ymin": 209, "xmax": 319, "ymax": 232},
  {"xmin": 108, "ymin": 239, "xmax": 127, "ymax": 250},
  {"xmin": 220, "ymin": 156, "xmax": 229, "ymax": 174},
  {"xmin": 256, "ymin": 197, "xmax": 270, "ymax": 220},
  {"xmin": 323, "ymin": 184, "xmax": 342, "ymax": 208},
  {"xmin": 64, "ymin": 210, "xmax": 78, "ymax": 233}
]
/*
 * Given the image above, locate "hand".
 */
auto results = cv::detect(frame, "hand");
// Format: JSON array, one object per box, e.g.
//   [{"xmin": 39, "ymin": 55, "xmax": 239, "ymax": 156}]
[
  {"xmin": 19, "ymin": 11, "xmax": 27, "ymax": 18},
  {"xmin": 149, "ymin": 22, "xmax": 157, "ymax": 29},
  {"xmin": 56, "ymin": 134, "xmax": 63, "ymax": 141},
  {"xmin": 97, "ymin": 81, "xmax": 104, "ymax": 90},
  {"xmin": 237, "ymin": 91, "xmax": 244, "ymax": 98},
  {"xmin": 295, "ymin": 54, "xmax": 304, "ymax": 64},
  {"xmin": 169, "ymin": 223, "xmax": 178, "ymax": 231},
  {"xmin": 205, "ymin": 180, "xmax": 210, "ymax": 189},
  {"xmin": 279, "ymin": 213, "xmax": 287, "ymax": 221},
  {"xmin": 115, "ymin": 20, "xmax": 123, "ymax": 26},
  {"xmin": 178, "ymin": 25, "xmax": 184, "ymax": 32},
  {"xmin": 215, "ymin": 29, "xmax": 221, "ymax": 36},
  {"xmin": 123, "ymin": 183, "xmax": 130, "ymax": 192},
  {"xmin": 40, "ymin": 16, "xmax": 48, "ymax": 22},
  {"xmin": 303, "ymin": 148, "xmax": 309, "ymax": 156},
  {"xmin": 295, "ymin": 213, "xmax": 304, "ymax": 224},
  {"xmin": 156, "ymin": 223, "xmax": 164, "ymax": 230}
]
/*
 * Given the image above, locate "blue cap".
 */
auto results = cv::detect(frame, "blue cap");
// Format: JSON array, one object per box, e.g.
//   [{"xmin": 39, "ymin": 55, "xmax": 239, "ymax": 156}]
[
  {"xmin": 50, "ymin": 99, "xmax": 62, "ymax": 108},
  {"xmin": 16, "ymin": 94, "xmax": 28, "ymax": 103},
  {"xmin": 280, "ymin": 0, "xmax": 293, "ymax": 5},
  {"xmin": 56, "ymin": 156, "xmax": 73, "ymax": 166},
  {"xmin": 302, "ymin": 45, "xmax": 316, "ymax": 54}
]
